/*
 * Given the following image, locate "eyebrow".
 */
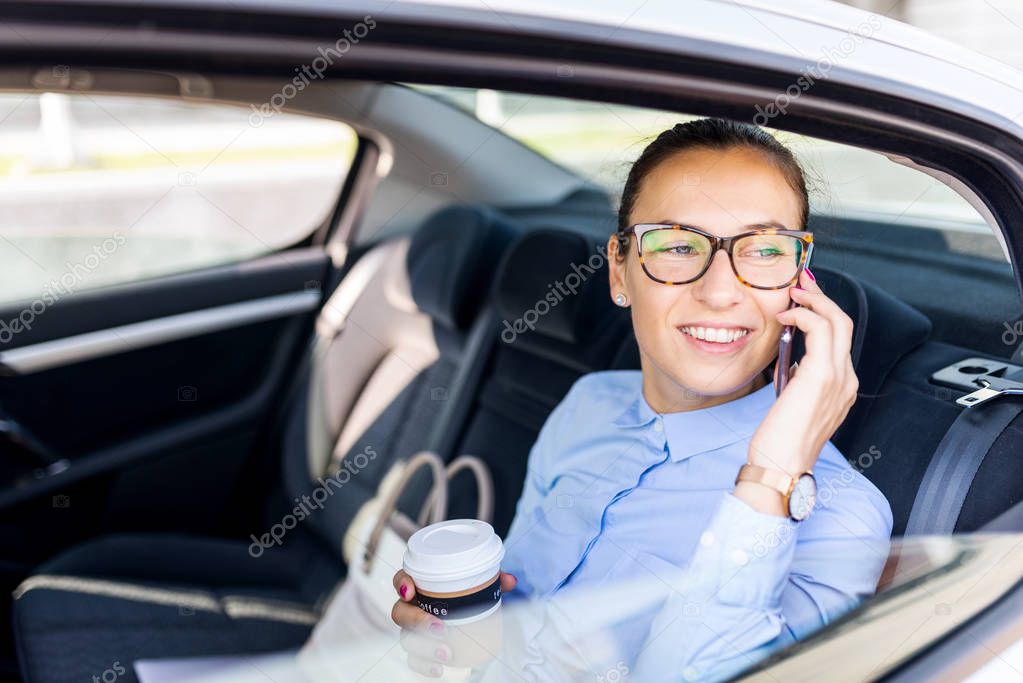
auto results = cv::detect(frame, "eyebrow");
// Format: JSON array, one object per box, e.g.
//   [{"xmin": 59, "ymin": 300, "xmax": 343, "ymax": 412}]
[{"xmin": 654, "ymin": 220, "xmax": 789, "ymax": 231}]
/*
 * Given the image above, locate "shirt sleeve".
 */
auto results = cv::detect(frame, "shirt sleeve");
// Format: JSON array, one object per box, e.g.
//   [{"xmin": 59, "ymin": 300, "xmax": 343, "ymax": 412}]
[
  {"xmin": 779, "ymin": 445, "xmax": 893, "ymax": 640},
  {"xmin": 631, "ymin": 452, "xmax": 893, "ymax": 683}
]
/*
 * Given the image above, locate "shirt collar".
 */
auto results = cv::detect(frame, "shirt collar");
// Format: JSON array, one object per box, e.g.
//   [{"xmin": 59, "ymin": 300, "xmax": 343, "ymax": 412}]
[{"xmin": 612, "ymin": 378, "xmax": 777, "ymax": 462}]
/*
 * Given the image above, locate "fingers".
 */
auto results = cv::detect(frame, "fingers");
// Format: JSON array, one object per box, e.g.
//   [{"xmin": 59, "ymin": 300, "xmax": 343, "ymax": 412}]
[
  {"xmin": 782, "ymin": 274, "xmax": 855, "ymax": 371},
  {"xmin": 500, "ymin": 572, "xmax": 517, "ymax": 593},
  {"xmin": 775, "ymin": 306, "xmax": 834, "ymax": 378},
  {"xmin": 391, "ymin": 598, "xmax": 440, "ymax": 631},
  {"xmin": 393, "ymin": 570, "xmax": 416, "ymax": 602},
  {"xmin": 407, "ymin": 654, "xmax": 444, "ymax": 678},
  {"xmin": 776, "ymin": 279, "xmax": 859, "ymax": 419},
  {"xmin": 400, "ymin": 628, "xmax": 452, "ymax": 666},
  {"xmin": 789, "ymin": 271, "xmax": 855, "ymax": 357}
]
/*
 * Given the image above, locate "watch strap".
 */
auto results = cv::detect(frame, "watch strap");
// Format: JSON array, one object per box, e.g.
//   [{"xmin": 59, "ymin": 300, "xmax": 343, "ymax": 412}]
[{"xmin": 735, "ymin": 463, "xmax": 796, "ymax": 496}]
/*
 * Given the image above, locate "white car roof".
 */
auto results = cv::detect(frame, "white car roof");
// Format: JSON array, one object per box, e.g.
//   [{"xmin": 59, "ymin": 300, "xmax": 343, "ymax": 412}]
[
  {"xmin": 67, "ymin": 0, "xmax": 1023, "ymax": 126},
  {"xmin": 370, "ymin": 0, "xmax": 1023, "ymax": 129}
]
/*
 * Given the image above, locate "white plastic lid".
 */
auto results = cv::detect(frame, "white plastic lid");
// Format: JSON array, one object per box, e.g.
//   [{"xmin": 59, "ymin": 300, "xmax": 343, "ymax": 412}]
[{"xmin": 403, "ymin": 519, "xmax": 505, "ymax": 583}]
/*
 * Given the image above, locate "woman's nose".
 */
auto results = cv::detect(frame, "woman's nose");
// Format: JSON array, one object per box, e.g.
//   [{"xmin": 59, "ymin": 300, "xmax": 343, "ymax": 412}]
[{"xmin": 693, "ymin": 251, "xmax": 744, "ymax": 307}]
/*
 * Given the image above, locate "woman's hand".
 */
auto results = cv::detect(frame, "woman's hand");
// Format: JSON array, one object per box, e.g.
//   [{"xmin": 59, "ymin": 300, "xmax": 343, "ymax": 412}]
[
  {"xmin": 742, "ymin": 268, "xmax": 858, "ymax": 510},
  {"xmin": 391, "ymin": 569, "xmax": 517, "ymax": 677}
]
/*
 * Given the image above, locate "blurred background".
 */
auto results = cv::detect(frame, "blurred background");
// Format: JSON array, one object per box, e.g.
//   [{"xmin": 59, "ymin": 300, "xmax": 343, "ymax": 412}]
[{"xmin": 841, "ymin": 0, "xmax": 1023, "ymax": 69}]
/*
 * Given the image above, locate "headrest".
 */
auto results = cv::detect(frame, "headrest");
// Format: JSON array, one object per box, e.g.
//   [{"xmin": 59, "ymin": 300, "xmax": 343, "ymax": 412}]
[
  {"xmin": 493, "ymin": 228, "xmax": 612, "ymax": 345},
  {"xmin": 406, "ymin": 204, "xmax": 520, "ymax": 331}
]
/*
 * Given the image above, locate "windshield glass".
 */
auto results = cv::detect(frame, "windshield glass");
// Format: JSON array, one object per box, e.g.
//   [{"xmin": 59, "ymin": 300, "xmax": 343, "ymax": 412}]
[{"xmin": 288, "ymin": 534, "xmax": 1023, "ymax": 682}]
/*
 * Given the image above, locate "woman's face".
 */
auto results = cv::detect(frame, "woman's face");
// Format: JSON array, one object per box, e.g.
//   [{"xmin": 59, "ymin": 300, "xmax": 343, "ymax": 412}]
[{"xmin": 608, "ymin": 146, "xmax": 803, "ymax": 409}]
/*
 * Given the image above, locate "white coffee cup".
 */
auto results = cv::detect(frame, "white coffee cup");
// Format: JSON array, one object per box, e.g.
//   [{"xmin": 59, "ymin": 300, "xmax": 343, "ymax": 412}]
[{"xmin": 403, "ymin": 519, "xmax": 505, "ymax": 625}]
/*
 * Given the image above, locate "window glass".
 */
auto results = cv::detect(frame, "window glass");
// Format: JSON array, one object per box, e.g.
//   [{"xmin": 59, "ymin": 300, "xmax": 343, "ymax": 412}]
[
  {"xmin": 413, "ymin": 85, "xmax": 1001, "ymax": 261},
  {"xmin": 0, "ymin": 92, "xmax": 356, "ymax": 305}
]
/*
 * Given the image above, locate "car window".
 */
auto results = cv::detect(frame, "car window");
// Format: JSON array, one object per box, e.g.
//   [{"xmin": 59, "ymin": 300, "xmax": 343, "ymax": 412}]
[
  {"xmin": 749, "ymin": 534, "xmax": 1023, "ymax": 681},
  {"xmin": 412, "ymin": 85, "xmax": 1002, "ymax": 262},
  {"xmin": 0, "ymin": 92, "xmax": 356, "ymax": 306}
]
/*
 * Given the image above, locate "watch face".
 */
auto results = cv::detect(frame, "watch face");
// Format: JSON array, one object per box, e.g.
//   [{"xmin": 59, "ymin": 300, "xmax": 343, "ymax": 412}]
[{"xmin": 788, "ymin": 473, "xmax": 817, "ymax": 521}]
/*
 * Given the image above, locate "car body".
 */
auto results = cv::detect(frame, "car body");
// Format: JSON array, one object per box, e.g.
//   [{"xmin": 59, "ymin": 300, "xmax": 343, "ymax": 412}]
[{"xmin": 0, "ymin": 0, "xmax": 1022, "ymax": 681}]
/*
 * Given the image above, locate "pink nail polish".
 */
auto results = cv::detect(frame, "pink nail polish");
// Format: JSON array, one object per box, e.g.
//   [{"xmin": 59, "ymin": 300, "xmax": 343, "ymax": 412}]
[
  {"xmin": 431, "ymin": 665, "xmax": 443, "ymax": 676},
  {"xmin": 435, "ymin": 647, "xmax": 448, "ymax": 661},
  {"xmin": 429, "ymin": 621, "xmax": 445, "ymax": 635},
  {"xmin": 805, "ymin": 267, "xmax": 816, "ymax": 282},
  {"xmin": 399, "ymin": 584, "xmax": 408, "ymax": 599}
]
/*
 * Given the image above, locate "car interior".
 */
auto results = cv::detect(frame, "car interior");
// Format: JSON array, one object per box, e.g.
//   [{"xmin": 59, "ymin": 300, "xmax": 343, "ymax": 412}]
[{"xmin": 0, "ymin": 71, "xmax": 1022, "ymax": 682}]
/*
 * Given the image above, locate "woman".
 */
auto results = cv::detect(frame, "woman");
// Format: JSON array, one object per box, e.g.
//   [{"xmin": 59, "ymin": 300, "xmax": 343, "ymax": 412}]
[{"xmin": 390, "ymin": 118, "xmax": 893, "ymax": 681}]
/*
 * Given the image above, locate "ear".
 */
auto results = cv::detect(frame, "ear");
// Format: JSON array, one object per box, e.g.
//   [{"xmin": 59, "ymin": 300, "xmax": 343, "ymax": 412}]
[{"xmin": 607, "ymin": 234, "xmax": 628, "ymax": 302}]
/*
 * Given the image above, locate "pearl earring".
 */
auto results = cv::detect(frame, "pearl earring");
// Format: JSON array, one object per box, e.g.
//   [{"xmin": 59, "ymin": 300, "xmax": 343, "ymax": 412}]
[{"xmin": 615, "ymin": 293, "xmax": 628, "ymax": 307}]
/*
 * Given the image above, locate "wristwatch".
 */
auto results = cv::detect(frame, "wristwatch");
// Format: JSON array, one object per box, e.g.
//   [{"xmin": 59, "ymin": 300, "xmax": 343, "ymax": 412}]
[{"xmin": 735, "ymin": 463, "xmax": 817, "ymax": 522}]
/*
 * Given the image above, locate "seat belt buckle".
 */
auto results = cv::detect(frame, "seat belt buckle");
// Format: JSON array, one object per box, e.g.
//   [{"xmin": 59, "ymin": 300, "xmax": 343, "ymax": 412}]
[
  {"xmin": 932, "ymin": 357, "xmax": 1023, "ymax": 407},
  {"xmin": 958, "ymin": 382, "xmax": 1006, "ymax": 408},
  {"xmin": 957, "ymin": 377, "xmax": 1023, "ymax": 408}
]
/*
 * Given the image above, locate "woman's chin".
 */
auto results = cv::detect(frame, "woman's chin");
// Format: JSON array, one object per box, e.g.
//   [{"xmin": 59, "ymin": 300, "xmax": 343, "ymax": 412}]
[{"xmin": 664, "ymin": 354, "xmax": 767, "ymax": 399}]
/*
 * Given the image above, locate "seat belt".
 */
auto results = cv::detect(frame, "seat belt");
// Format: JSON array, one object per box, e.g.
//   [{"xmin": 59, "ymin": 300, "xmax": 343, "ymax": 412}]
[
  {"xmin": 306, "ymin": 245, "xmax": 392, "ymax": 479},
  {"xmin": 905, "ymin": 398, "xmax": 1023, "ymax": 535},
  {"xmin": 424, "ymin": 307, "xmax": 498, "ymax": 459},
  {"xmin": 393, "ymin": 307, "xmax": 499, "ymax": 519}
]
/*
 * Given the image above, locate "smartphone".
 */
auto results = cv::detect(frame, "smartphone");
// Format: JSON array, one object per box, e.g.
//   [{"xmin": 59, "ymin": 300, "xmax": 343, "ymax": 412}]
[{"xmin": 774, "ymin": 245, "xmax": 814, "ymax": 398}]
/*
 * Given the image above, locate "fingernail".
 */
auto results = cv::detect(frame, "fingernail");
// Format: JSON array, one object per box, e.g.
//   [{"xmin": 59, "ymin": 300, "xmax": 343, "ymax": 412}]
[
  {"xmin": 431, "ymin": 665, "xmax": 442, "ymax": 676},
  {"xmin": 805, "ymin": 267, "xmax": 816, "ymax": 282},
  {"xmin": 399, "ymin": 584, "xmax": 408, "ymax": 599},
  {"xmin": 429, "ymin": 621, "xmax": 445, "ymax": 635},
  {"xmin": 435, "ymin": 647, "xmax": 449, "ymax": 661}
]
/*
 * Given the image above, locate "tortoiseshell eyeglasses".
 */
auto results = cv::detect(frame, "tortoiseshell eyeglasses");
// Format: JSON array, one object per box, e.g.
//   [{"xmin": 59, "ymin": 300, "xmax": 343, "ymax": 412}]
[{"xmin": 616, "ymin": 223, "xmax": 814, "ymax": 290}]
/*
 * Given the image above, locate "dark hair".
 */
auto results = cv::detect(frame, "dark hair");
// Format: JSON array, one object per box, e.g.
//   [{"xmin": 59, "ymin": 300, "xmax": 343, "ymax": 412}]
[{"xmin": 616, "ymin": 118, "xmax": 809, "ymax": 254}]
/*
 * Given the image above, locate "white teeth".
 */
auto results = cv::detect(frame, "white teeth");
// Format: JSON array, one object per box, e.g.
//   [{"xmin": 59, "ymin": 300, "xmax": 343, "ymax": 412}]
[{"xmin": 681, "ymin": 326, "xmax": 749, "ymax": 343}]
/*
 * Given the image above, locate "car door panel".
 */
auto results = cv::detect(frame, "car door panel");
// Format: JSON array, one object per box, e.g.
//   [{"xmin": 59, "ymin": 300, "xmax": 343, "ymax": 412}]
[{"xmin": 0, "ymin": 247, "xmax": 329, "ymax": 554}]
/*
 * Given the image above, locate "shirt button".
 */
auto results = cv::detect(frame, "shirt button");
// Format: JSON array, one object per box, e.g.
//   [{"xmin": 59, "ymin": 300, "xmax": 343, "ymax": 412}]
[
  {"xmin": 731, "ymin": 549, "xmax": 749, "ymax": 566},
  {"xmin": 653, "ymin": 417, "xmax": 663, "ymax": 432},
  {"xmin": 699, "ymin": 531, "xmax": 715, "ymax": 547},
  {"xmin": 682, "ymin": 666, "xmax": 700, "ymax": 681}
]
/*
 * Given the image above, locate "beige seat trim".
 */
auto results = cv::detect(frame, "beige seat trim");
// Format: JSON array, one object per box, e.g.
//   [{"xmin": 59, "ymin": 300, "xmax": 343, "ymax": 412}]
[
  {"xmin": 307, "ymin": 236, "xmax": 440, "ymax": 479},
  {"xmin": 14, "ymin": 574, "xmax": 319, "ymax": 625},
  {"xmin": 222, "ymin": 596, "xmax": 319, "ymax": 625}
]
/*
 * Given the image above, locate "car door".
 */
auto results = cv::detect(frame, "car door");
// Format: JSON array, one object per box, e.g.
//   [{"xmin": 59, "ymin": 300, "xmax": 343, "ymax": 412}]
[{"xmin": 0, "ymin": 88, "xmax": 363, "ymax": 591}]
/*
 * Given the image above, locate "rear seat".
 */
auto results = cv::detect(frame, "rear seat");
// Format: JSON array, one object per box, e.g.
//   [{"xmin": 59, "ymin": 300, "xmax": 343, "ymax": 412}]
[
  {"xmin": 11, "ymin": 203, "xmax": 520, "ymax": 683},
  {"xmin": 852, "ymin": 339, "xmax": 1023, "ymax": 535}
]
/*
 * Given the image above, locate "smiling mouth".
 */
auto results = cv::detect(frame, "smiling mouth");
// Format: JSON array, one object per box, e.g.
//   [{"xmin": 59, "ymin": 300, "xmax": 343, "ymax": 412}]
[{"xmin": 679, "ymin": 326, "xmax": 751, "ymax": 344}]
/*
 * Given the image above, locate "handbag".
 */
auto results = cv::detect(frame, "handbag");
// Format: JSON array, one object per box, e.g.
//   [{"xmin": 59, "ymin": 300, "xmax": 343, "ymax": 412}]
[{"xmin": 296, "ymin": 450, "xmax": 494, "ymax": 682}]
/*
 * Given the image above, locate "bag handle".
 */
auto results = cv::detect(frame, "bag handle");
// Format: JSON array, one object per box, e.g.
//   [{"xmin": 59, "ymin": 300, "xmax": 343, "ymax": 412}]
[
  {"xmin": 363, "ymin": 451, "xmax": 445, "ymax": 572},
  {"xmin": 416, "ymin": 454, "xmax": 495, "ymax": 526}
]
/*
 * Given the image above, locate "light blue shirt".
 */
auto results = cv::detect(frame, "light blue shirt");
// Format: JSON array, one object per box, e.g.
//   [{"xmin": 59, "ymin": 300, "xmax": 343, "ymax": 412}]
[{"xmin": 499, "ymin": 369, "xmax": 893, "ymax": 682}]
